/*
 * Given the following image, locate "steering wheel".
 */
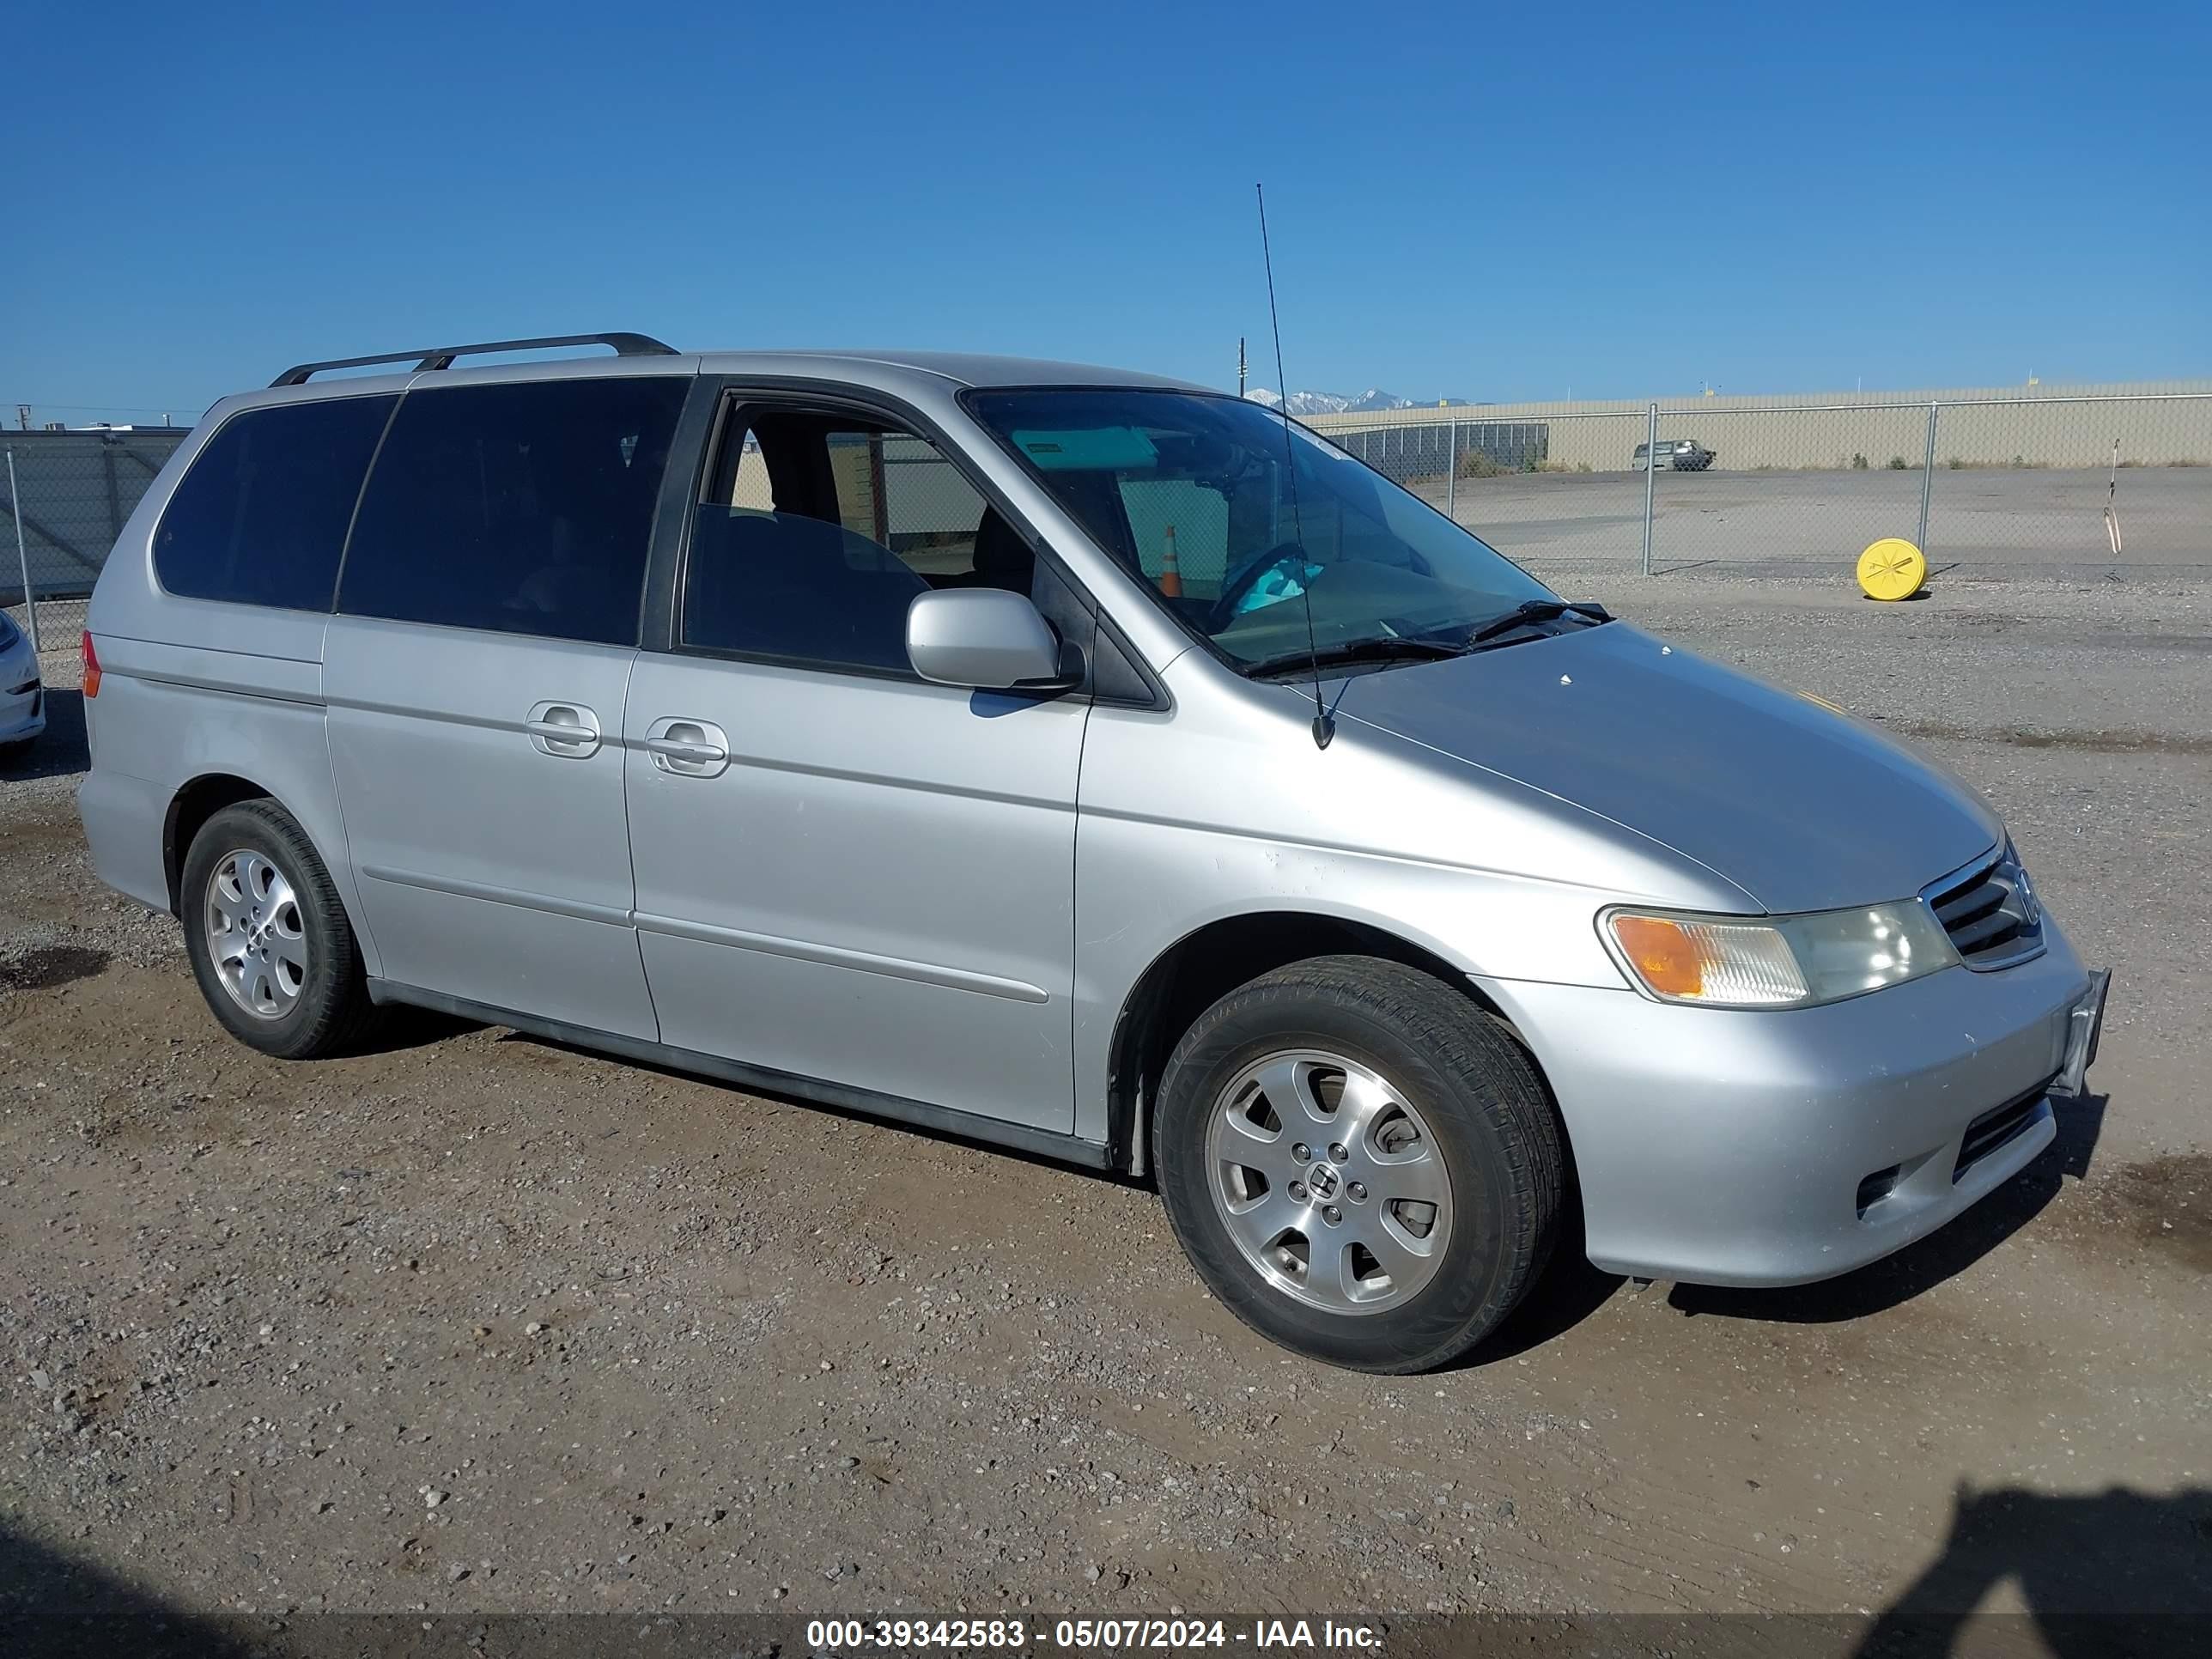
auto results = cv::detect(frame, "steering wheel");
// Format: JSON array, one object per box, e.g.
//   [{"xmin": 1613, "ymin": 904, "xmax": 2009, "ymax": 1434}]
[{"xmin": 1210, "ymin": 540, "xmax": 1310, "ymax": 629}]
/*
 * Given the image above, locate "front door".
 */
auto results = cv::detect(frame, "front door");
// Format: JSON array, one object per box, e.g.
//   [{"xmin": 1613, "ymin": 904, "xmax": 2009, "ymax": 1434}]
[{"xmin": 622, "ymin": 400, "xmax": 1086, "ymax": 1132}]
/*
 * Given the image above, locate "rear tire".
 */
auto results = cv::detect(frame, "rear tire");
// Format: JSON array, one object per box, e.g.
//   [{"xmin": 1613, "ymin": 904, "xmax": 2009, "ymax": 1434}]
[
  {"xmin": 1155, "ymin": 955, "xmax": 1563, "ymax": 1372},
  {"xmin": 180, "ymin": 799, "xmax": 378, "ymax": 1059}
]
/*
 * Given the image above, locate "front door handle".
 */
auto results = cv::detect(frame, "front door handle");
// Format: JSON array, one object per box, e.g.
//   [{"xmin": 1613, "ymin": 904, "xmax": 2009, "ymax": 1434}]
[
  {"xmin": 525, "ymin": 702, "xmax": 601, "ymax": 758},
  {"xmin": 644, "ymin": 717, "xmax": 730, "ymax": 778}
]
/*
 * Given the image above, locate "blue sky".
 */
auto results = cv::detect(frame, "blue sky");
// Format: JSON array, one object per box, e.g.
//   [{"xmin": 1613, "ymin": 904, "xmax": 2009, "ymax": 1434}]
[{"xmin": 7, "ymin": 0, "xmax": 2206, "ymax": 423}]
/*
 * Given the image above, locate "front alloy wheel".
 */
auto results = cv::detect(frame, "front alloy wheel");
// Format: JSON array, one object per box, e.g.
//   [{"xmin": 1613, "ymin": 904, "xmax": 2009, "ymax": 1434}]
[
  {"xmin": 1157, "ymin": 955, "xmax": 1564, "ymax": 1373},
  {"xmin": 1206, "ymin": 1048, "xmax": 1453, "ymax": 1314}
]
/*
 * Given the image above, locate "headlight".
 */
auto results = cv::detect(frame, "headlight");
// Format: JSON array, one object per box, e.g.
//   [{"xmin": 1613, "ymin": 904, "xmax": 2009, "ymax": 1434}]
[{"xmin": 1603, "ymin": 901, "xmax": 1959, "ymax": 1008}]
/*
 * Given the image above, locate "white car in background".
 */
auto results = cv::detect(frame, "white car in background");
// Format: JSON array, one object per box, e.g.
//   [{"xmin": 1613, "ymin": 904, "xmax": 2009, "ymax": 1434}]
[{"xmin": 0, "ymin": 609, "xmax": 46, "ymax": 762}]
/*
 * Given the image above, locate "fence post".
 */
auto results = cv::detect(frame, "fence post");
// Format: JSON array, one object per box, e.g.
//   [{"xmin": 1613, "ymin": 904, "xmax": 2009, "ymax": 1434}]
[
  {"xmin": 102, "ymin": 441, "xmax": 123, "ymax": 544},
  {"xmin": 1917, "ymin": 402, "xmax": 1939, "ymax": 557},
  {"xmin": 6, "ymin": 448, "xmax": 34, "ymax": 654},
  {"xmin": 1640, "ymin": 403, "xmax": 1658, "ymax": 575},
  {"xmin": 1445, "ymin": 420, "xmax": 1457, "ymax": 525}
]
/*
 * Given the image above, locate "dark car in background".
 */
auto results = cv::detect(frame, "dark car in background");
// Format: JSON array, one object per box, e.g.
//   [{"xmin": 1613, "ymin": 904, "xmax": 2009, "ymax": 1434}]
[{"xmin": 1633, "ymin": 438, "xmax": 1717, "ymax": 471}]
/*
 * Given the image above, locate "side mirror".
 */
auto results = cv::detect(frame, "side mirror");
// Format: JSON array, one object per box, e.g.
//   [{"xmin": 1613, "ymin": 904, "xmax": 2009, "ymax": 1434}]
[{"xmin": 905, "ymin": 588, "xmax": 1079, "ymax": 691}]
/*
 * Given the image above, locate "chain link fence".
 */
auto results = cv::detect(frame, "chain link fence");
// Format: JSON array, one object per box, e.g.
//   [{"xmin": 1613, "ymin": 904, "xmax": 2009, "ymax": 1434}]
[
  {"xmin": 1307, "ymin": 391, "xmax": 2212, "ymax": 582},
  {"xmin": 4, "ymin": 428, "xmax": 190, "ymax": 652}
]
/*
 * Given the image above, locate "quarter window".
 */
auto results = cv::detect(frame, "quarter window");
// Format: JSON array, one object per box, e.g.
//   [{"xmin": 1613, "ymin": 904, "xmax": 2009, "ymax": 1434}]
[
  {"xmin": 154, "ymin": 395, "xmax": 395, "ymax": 611},
  {"xmin": 337, "ymin": 377, "xmax": 688, "ymax": 646}
]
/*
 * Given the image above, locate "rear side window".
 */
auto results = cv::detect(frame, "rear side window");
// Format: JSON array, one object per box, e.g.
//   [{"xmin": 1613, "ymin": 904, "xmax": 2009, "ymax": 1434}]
[
  {"xmin": 154, "ymin": 396, "xmax": 394, "ymax": 610},
  {"xmin": 338, "ymin": 377, "xmax": 689, "ymax": 646}
]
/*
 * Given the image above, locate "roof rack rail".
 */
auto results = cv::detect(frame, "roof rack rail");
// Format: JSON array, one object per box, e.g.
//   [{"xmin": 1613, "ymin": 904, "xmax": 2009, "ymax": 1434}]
[{"xmin": 270, "ymin": 332, "xmax": 679, "ymax": 388}]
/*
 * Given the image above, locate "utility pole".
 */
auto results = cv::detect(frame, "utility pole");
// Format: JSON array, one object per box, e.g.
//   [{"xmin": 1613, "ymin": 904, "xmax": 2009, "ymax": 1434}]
[
  {"xmin": 1237, "ymin": 337, "xmax": 1247, "ymax": 398},
  {"xmin": 14, "ymin": 406, "xmax": 27, "ymax": 432}
]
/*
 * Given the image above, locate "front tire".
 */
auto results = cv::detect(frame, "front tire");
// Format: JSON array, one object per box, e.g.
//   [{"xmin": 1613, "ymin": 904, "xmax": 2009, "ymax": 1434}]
[
  {"xmin": 180, "ymin": 799, "xmax": 377, "ymax": 1059},
  {"xmin": 1155, "ymin": 956, "xmax": 1563, "ymax": 1373}
]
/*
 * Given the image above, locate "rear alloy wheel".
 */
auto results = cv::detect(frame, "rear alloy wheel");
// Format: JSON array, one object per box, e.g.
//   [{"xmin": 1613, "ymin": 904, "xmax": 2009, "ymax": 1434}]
[
  {"xmin": 205, "ymin": 848, "xmax": 309, "ymax": 1019},
  {"xmin": 181, "ymin": 800, "xmax": 377, "ymax": 1059},
  {"xmin": 1157, "ymin": 956, "xmax": 1564, "ymax": 1373}
]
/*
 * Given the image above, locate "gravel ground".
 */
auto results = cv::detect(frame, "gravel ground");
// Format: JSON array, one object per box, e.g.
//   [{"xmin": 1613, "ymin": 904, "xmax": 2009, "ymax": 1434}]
[
  {"xmin": 1419, "ymin": 466, "xmax": 2212, "ymax": 580},
  {"xmin": 2, "ymin": 574, "xmax": 2209, "ymax": 1646}
]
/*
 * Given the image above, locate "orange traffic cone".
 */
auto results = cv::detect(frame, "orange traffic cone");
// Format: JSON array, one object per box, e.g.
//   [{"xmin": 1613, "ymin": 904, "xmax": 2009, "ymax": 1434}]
[{"xmin": 1159, "ymin": 524, "xmax": 1183, "ymax": 598}]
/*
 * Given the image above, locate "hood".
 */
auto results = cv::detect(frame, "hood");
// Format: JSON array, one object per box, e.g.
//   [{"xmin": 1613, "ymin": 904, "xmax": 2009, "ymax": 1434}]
[{"xmin": 1331, "ymin": 622, "xmax": 2000, "ymax": 914}]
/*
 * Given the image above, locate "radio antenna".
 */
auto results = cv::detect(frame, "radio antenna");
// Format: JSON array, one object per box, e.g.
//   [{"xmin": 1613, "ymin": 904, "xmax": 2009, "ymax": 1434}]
[{"xmin": 1256, "ymin": 182, "xmax": 1333, "ymax": 749}]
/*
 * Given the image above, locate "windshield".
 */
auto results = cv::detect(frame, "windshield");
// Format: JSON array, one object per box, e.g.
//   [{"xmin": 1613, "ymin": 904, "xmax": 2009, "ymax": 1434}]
[{"xmin": 965, "ymin": 389, "xmax": 1557, "ymax": 672}]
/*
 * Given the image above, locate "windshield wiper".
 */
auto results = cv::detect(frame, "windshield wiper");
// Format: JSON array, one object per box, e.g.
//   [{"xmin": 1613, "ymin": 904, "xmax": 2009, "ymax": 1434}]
[
  {"xmin": 1465, "ymin": 599, "xmax": 1611, "ymax": 647},
  {"xmin": 1240, "ymin": 635, "xmax": 1468, "ymax": 681}
]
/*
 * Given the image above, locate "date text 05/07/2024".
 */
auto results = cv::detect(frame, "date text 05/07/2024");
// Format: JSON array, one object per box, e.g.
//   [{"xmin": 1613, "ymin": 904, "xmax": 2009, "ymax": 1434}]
[{"xmin": 805, "ymin": 1617, "xmax": 1383, "ymax": 1650}]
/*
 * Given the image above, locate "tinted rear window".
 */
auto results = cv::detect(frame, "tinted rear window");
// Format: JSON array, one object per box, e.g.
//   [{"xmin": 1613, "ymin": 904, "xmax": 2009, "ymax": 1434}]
[
  {"xmin": 337, "ymin": 377, "xmax": 689, "ymax": 646},
  {"xmin": 154, "ymin": 396, "xmax": 395, "ymax": 610}
]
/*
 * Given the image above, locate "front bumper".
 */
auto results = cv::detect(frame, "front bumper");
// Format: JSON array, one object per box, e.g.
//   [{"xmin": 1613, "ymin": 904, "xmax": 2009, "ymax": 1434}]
[
  {"xmin": 0, "ymin": 682, "xmax": 43, "ymax": 743},
  {"xmin": 1475, "ymin": 921, "xmax": 2100, "ymax": 1286}
]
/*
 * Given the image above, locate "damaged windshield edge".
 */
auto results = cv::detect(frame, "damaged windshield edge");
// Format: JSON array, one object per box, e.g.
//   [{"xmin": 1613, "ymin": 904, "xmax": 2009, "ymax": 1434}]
[{"xmin": 963, "ymin": 388, "xmax": 1561, "ymax": 675}]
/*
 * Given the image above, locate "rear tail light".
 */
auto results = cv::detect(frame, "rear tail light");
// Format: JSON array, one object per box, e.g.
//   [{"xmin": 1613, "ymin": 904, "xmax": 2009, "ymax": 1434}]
[{"xmin": 81, "ymin": 630, "xmax": 101, "ymax": 698}]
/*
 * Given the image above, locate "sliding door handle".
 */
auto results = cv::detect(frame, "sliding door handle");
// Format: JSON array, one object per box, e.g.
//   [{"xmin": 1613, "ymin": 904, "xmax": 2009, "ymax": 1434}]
[{"xmin": 524, "ymin": 702, "xmax": 601, "ymax": 757}]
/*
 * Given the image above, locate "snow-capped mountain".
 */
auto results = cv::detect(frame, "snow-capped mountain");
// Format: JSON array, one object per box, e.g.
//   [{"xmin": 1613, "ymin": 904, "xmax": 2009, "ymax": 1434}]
[{"xmin": 1247, "ymin": 388, "xmax": 1468, "ymax": 416}]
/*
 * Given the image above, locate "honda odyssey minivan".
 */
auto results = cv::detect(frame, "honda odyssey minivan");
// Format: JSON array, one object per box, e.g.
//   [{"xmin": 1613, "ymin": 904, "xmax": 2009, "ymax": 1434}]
[{"xmin": 78, "ymin": 333, "xmax": 2106, "ymax": 1372}]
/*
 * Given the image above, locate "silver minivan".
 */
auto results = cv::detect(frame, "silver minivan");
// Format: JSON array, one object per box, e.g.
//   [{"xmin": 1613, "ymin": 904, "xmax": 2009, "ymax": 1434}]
[{"xmin": 78, "ymin": 334, "xmax": 2107, "ymax": 1372}]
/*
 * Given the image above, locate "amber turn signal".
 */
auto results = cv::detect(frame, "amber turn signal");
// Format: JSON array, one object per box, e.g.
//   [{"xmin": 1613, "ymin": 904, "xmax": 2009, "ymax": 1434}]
[{"xmin": 1610, "ymin": 915, "xmax": 1704, "ymax": 997}]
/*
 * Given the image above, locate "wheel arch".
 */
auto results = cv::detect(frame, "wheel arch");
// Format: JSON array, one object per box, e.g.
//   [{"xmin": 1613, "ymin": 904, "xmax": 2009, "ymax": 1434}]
[
  {"xmin": 166, "ymin": 772, "xmax": 377, "ymax": 958},
  {"xmin": 164, "ymin": 773, "xmax": 285, "ymax": 915},
  {"xmin": 1104, "ymin": 910, "xmax": 1560, "ymax": 1181}
]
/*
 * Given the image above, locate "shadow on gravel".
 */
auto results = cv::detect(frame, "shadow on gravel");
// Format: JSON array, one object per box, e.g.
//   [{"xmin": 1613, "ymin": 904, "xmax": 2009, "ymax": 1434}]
[
  {"xmin": 1451, "ymin": 1183, "xmax": 1626, "ymax": 1367},
  {"xmin": 1857, "ymin": 1483, "xmax": 2212, "ymax": 1656},
  {"xmin": 493, "ymin": 1028, "xmax": 1125, "ymax": 1183},
  {"xmin": 1668, "ymin": 1091, "xmax": 2107, "ymax": 1327},
  {"xmin": 0, "ymin": 945, "xmax": 108, "ymax": 990},
  {"xmin": 0, "ymin": 1522, "xmax": 244, "ymax": 1658},
  {"xmin": 1472, "ymin": 1249, "xmax": 1626, "ymax": 1366},
  {"xmin": 351, "ymin": 1003, "xmax": 484, "ymax": 1056},
  {"xmin": 0, "ymin": 689, "xmax": 87, "ymax": 782}
]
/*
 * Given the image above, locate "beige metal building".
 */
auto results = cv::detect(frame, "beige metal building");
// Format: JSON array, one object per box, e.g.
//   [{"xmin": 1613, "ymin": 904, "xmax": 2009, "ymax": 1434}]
[{"xmin": 1298, "ymin": 379, "xmax": 2212, "ymax": 473}]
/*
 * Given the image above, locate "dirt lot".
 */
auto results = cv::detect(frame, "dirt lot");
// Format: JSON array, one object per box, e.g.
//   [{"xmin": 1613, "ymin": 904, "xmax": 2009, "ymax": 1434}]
[
  {"xmin": 1420, "ymin": 465, "xmax": 2212, "ymax": 580},
  {"xmin": 3, "ymin": 574, "xmax": 2209, "ymax": 1644}
]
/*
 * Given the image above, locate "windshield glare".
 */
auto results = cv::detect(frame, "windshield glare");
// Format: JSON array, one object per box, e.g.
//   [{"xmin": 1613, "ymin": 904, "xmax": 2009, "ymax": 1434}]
[{"xmin": 967, "ymin": 388, "xmax": 1556, "ymax": 671}]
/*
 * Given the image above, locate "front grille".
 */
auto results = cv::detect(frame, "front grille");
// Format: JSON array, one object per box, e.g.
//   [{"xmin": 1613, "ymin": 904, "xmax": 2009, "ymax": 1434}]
[
  {"xmin": 1953, "ymin": 1077, "xmax": 2054, "ymax": 1181},
  {"xmin": 1928, "ymin": 849, "xmax": 2045, "ymax": 969}
]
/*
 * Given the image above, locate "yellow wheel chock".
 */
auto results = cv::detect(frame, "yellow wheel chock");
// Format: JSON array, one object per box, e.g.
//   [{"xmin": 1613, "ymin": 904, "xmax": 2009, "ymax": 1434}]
[{"xmin": 1857, "ymin": 538, "xmax": 1927, "ymax": 601}]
